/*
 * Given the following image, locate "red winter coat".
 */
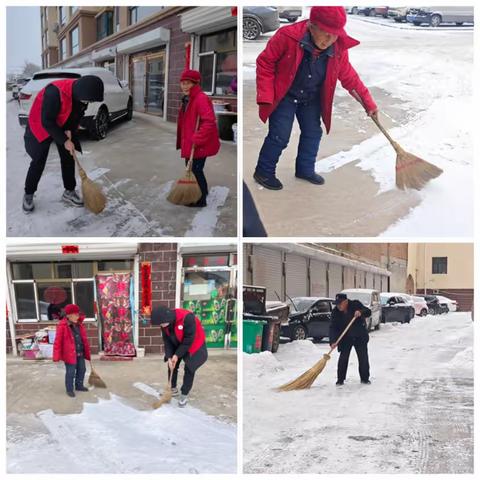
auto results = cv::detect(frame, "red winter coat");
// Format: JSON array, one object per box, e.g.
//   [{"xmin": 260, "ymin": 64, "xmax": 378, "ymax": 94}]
[
  {"xmin": 53, "ymin": 317, "xmax": 91, "ymax": 365},
  {"xmin": 28, "ymin": 79, "xmax": 75, "ymax": 142},
  {"xmin": 176, "ymin": 84, "xmax": 220, "ymax": 159},
  {"xmin": 256, "ymin": 20, "xmax": 377, "ymax": 133}
]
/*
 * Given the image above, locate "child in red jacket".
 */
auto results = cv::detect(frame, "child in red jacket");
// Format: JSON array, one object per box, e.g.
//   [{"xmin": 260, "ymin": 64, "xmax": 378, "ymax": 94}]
[
  {"xmin": 176, "ymin": 69, "xmax": 220, "ymax": 207},
  {"xmin": 254, "ymin": 6, "xmax": 378, "ymax": 190},
  {"xmin": 53, "ymin": 304, "xmax": 91, "ymax": 397}
]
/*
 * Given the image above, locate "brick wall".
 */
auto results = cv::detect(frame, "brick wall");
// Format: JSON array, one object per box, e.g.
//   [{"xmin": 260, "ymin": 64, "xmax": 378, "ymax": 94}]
[{"xmin": 138, "ymin": 243, "xmax": 178, "ymax": 354}]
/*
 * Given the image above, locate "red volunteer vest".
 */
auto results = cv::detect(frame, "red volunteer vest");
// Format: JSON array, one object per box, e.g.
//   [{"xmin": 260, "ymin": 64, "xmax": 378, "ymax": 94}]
[
  {"xmin": 28, "ymin": 79, "xmax": 76, "ymax": 142},
  {"xmin": 165, "ymin": 308, "xmax": 206, "ymax": 355}
]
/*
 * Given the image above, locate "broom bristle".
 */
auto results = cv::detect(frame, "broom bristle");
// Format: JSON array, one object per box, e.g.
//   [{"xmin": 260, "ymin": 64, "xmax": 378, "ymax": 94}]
[
  {"xmin": 88, "ymin": 369, "xmax": 107, "ymax": 388},
  {"xmin": 81, "ymin": 177, "xmax": 107, "ymax": 214},
  {"xmin": 152, "ymin": 386, "xmax": 172, "ymax": 409},
  {"xmin": 396, "ymin": 149, "xmax": 443, "ymax": 190},
  {"xmin": 277, "ymin": 354, "xmax": 330, "ymax": 391},
  {"xmin": 167, "ymin": 171, "xmax": 202, "ymax": 206}
]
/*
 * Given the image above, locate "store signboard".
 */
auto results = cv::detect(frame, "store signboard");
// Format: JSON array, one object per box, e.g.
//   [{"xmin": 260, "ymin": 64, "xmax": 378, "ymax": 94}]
[{"xmin": 61, "ymin": 245, "xmax": 79, "ymax": 255}]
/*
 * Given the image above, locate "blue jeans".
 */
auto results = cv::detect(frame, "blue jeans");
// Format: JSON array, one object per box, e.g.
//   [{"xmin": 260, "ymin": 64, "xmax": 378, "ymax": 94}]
[
  {"xmin": 256, "ymin": 96, "xmax": 323, "ymax": 177},
  {"xmin": 185, "ymin": 157, "xmax": 208, "ymax": 202},
  {"xmin": 64, "ymin": 356, "xmax": 86, "ymax": 392}
]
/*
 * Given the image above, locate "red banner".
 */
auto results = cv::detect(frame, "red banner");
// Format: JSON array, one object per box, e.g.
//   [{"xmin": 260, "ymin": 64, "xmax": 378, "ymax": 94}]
[
  {"xmin": 62, "ymin": 245, "xmax": 79, "ymax": 254},
  {"xmin": 141, "ymin": 262, "xmax": 152, "ymax": 316}
]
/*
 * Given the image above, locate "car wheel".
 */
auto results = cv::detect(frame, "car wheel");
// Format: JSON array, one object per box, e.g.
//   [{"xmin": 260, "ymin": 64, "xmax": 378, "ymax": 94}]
[
  {"xmin": 413, "ymin": 21, "xmax": 421, "ymax": 26},
  {"xmin": 243, "ymin": 18, "xmax": 261, "ymax": 40},
  {"xmin": 368, "ymin": 9, "xmax": 376, "ymax": 17},
  {"xmin": 291, "ymin": 325, "xmax": 307, "ymax": 341},
  {"xmin": 271, "ymin": 324, "xmax": 281, "ymax": 353},
  {"xmin": 90, "ymin": 106, "xmax": 109, "ymax": 140},
  {"xmin": 421, "ymin": 308, "xmax": 428, "ymax": 317},
  {"xmin": 126, "ymin": 97, "xmax": 133, "ymax": 121},
  {"xmin": 428, "ymin": 307, "xmax": 435, "ymax": 315},
  {"xmin": 430, "ymin": 14, "xmax": 441, "ymax": 27}
]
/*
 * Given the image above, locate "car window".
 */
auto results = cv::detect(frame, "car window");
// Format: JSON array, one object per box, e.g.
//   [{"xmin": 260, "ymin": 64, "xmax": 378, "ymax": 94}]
[
  {"xmin": 312, "ymin": 301, "xmax": 330, "ymax": 313},
  {"xmin": 33, "ymin": 72, "xmax": 81, "ymax": 80},
  {"xmin": 396, "ymin": 297, "xmax": 405, "ymax": 304}
]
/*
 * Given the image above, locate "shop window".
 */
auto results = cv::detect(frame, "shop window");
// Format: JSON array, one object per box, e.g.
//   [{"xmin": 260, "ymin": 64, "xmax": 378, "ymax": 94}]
[
  {"xmin": 70, "ymin": 26, "xmax": 79, "ymax": 55},
  {"xmin": 432, "ymin": 257, "xmax": 448, "ymax": 274},
  {"xmin": 97, "ymin": 11, "xmax": 113, "ymax": 41},
  {"xmin": 183, "ymin": 271, "xmax": 231, "ymax": 301},
  {"xmin": 98, "ymin": 260, "xmax": 133, "ymax": 271},
  {"xmin": 12, "ymin": 262, "xmax": 52, "ymax": 280},
  {"xmin": 73, "ymin": 281, "xmax": 95, "ymax": 318},
  {"xmin": 13, "ymin": 283, "xmax": 37, "ymax": 320},
  {"xmin": 55, "ymin": 262, "xmax": 94, "ymax": 279},
  {"xmin": 37, "ymin": 283, "xmax": 72, "ymax": 321},
  {"xmin": 199, "ymin": 28, "xmax": 237, "ymax": 96},
  {"xmin": 183, "ymin": 254, "xmax": 229, "ymax": 268}
]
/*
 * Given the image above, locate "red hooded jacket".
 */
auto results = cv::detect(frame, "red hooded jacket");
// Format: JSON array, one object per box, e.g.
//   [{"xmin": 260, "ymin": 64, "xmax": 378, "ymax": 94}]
[
  {"xmin": 176, "ymin": 84, "xmax": 220, "ymax": 159},
  {"xmin": 256, "ymin": 20, "xmax": 377, "ymax": 133},
  {"xmin": 53, "ymin": 316, "xmax": 91, "ymax": 364},
  {"xmin": 28, "ymin": 79, "xmax": 75, "ymax": 142}
]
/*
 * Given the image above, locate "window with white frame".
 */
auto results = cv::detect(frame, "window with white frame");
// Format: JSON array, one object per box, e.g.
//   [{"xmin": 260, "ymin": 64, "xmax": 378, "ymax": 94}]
[
  {"xmin": 199, "ymin": 28, "xmax": 237, "ymax": 96},
  {"xmin": 60, "ymin": 37, "xmax": 67, "ymax": 60}
]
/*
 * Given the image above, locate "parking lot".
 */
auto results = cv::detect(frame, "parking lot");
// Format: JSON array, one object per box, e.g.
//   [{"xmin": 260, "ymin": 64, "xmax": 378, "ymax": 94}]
[
  {"xmin": 6, "ymin": 100, "xmax": 237, "ymax": 237},
  {"xmin": 244, "ymin": 312, "xmax": 473, "ymax": 474},
  {"xmin": 243, "ymin": 14, "xmax": 473, "ymax": 237}
]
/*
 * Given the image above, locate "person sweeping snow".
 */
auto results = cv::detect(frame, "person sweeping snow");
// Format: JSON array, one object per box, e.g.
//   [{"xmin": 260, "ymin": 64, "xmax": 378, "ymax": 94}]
[
  {"xmin": 176, "ymin": 69, "xmax": 220, "ymax": 207},
  {"xmin": 53, "ymin": 304, "xmax": 91, "ymax": 398},
  {"xmin": 329, "ymin": 293, "xmax": 372, "ymax": 386},
  {"xmin": 151, "ymin": 305, "xmax": 208, "ymax": 407},
  {"xmin": 253, "ymin": 6, "xmax": 378, "ymax": 190},
  {"xmin": 22, "ymin": 75, "xmax": 104, "ymax": 213}
]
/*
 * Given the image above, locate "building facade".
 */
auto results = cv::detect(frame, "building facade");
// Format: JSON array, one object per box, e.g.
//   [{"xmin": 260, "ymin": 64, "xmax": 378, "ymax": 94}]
[
  {"xmin": 39, "ymin": 6, "xmax": 237, "ymax": 132},
  {"xmin": 243, "ymin": 243, "xmax": 395, "ymax": 301},
  {"xmin": 407, "ymin": 243, "xmax": 474, "ymax": 311},
  {"xmin": 6, "ymin": 243, "xmax": 237, "ymax": 356}
]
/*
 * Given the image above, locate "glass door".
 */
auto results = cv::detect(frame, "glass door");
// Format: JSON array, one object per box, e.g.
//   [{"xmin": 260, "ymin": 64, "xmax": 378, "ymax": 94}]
[
  {"xmin": 146, "ymin": 52, "xmax": 165, "ymax": 116},
  {"xmin": 131, "ymin": 57, "xmax": 146, "ymax": 112}
]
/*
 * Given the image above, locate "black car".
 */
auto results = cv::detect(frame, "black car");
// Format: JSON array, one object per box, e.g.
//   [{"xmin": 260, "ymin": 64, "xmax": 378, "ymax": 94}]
[
  {"xmin": 423, "ymin": 295, "xmax": 449, "ymax": 315},
  {"xmin": 280, "ymin": 297, "xmax": 333, "ymax": 342},
  {"xmin": 380, "ymin": 295, "xmax": 413, "ymax": 324},
  {"xmin": 243, "ymin": 6, "xmax": 280, "ymax": 40}
]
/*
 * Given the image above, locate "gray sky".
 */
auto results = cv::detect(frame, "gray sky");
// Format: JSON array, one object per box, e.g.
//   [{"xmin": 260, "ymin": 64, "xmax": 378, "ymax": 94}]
[{"xmin": 7, "ymin": 7, "xmax": 42, "ymax": 74}]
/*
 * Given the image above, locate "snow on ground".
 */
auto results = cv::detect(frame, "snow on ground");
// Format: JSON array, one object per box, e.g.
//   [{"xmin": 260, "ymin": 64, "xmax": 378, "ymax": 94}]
[
  {"xmin": 243, "ymin": 313, "xmax": 473, "ymax": 474},
  {"xmin": 7, "ymin": 388, "xmax": 236, "ymax": 474}
]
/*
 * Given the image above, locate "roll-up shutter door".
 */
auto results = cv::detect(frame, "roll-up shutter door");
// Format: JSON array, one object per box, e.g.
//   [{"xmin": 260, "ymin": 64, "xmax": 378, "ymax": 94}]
[
  {"xmin": 381, "ymin": 275, "xmax": 389, "ymax": 292},
  {"xmin": 285, "ymin": 253, "xmax": 308, "ymax": 298},
  {"xmin": 374, "ymin": 274, "xmax": 382, "ymax": 290},
  {"xmin": 252, "ymin": 246, "xmax": 283, "ymax": 300},
  {"xmin": 356, "ymin": 270, "xmax": 366, "ymax": 288},
  {"xmin": 328, "ymin": 263, "xmax": 343, "ymax": 297},
  {"xmin": 310, "ymin": 260, "xmax": 328, "ymax": 297},
  {"xmin": 344, "ymin": 267, "xmax": 355, "ymax": 290},
  {"xmin": 366, "ymin": 272, "xmax": 374, "ymax": 289}
]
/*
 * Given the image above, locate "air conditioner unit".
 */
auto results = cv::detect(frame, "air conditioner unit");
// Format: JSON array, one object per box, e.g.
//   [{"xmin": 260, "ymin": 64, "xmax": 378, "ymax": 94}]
[{"xmin": 53, "ymin": 22, "xmax": 59, "ymax": 33}]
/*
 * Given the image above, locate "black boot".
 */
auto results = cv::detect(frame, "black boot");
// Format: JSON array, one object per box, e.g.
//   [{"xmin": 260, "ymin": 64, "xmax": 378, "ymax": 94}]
[
  {"xmin": 67, "ymin": 391, "xmax": 75, "ymax": 398},
  {"xmin": 253, "ymin": 171, "xmax": 283, "ymax": 190},
  {"xmin": 23, "ymin": 193, "xmax": 35, "ymax": 213}
]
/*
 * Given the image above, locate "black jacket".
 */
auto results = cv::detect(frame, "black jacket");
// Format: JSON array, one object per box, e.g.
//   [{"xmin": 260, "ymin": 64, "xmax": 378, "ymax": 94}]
[
  {"xmin": 329, "ymin": 299, "xmax": 371, "ymax": 348},
  {"xmin": 162, "ymin": 313, "xmax": 208, "ymax": 371}
]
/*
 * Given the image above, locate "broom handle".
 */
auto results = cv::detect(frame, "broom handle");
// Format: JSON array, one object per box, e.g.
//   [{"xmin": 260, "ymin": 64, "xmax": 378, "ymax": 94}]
[
  {"xmin": 186, "ymin": 116, "xmax": 201, "ymax": 172},
  {"xmin": 70, "ymin": 149, "xmax": 87, "ymax": 178},
  {"xmin": 328, "ymin": 315, "xmax": 357, "ymax": 355},
  {"xmin": 351, "ymin": 90, "xmax": 400, "ymax": 152}
]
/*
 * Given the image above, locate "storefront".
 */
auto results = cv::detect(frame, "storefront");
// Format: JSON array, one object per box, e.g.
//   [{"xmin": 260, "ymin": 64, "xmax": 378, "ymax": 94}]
[{"xmin": 177, "ymin": 243, "xmax": 237, "ymax": 348}]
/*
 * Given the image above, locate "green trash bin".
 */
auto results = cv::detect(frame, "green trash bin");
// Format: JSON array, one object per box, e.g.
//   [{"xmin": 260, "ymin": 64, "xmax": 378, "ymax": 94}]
[{"xmin": 243, "ymin": 320, "xmax": 265, "ymax": 354}]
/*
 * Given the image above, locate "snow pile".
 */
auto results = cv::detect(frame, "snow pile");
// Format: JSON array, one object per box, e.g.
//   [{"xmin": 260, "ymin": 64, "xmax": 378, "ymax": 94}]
[
  {"xmin": 8, "ymin": 394, "xmax": 236, "ymax": 474},
  {"xmin": 445, "ymin": 346, "xmax": 473, "ymax": 372}
]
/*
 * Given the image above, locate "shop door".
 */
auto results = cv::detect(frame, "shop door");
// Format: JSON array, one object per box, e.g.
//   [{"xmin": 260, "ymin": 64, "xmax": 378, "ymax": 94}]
[
  {"xmin": 146, "ymin": 53, "xmax": 165, "ymax": 115},
  {"xmin": 251, "ymin": 245, "xmax": 283, "ymax": 301},
  {"xmin": 96, "ymin": 272, "xmax": 136, "ymax": 356},
  {"xmin": 285, "ymin": 253, "xmax": 308, "ymax": 298},
  {"xmin": 131, "ymin": 58, "xmax": 146, "ymax": 112}
]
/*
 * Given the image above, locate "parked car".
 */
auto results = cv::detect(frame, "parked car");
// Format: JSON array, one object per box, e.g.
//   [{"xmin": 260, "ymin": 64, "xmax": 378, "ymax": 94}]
[
  {"xmin": 346, "ymin": 7, "xmax": 359, "ymax": 15},
  {"xmin": 281, "ymin": 296, "xmax": 334, "ymax": 342},
  {"xmin": 389, "ymin": 7, "xmax": 410, "ymax": 23},
  {"xmin": 277, "ymin": 6, "xmax": 302, "ymax": 23},
  {"xmin": 357, "ymin": 7, "xmax": 389, "ymax": 18},
  {"xmin": 341, "ymin": 288, "xmax": 381, "ymax": 331},
  {"xmin": 12, "ymin": 77, "xmax": 30, "ymax": 100},
  {"xmin": 386, "ymin": 292, "xmax": 415, "ymax": 319},
  {"xmin": 436, "ymin": 295, "xmax": 458, "ymax": 312},
  {"xmin": 243, "ymin": 6, "xmax": 280, "ymax": 40},
  {"xmin": 380, "ymin": 294, "xmax": 413, "ymax": 324},
  {"xmin": 422, "ymin": 295, "xmax": 448, "ymax": 315},
  {"xmin": 18, "ymin": 67, "xmax": 132, "ymax": 140},
  {"xmin": 412, "ymin": 296, "xmax": 428, "ymax": 316},
  {"xmin": 407, "ymin": 7, "xmax": 474, "ymax": 27}
]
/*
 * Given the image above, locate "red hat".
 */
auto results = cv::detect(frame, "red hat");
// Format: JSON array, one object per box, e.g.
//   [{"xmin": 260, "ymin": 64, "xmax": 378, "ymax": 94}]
[
  {"xmin": 64, "ymin": 304, "xmax": 80, "ymax": 315},
  {"xmin": 180, "ymin": 69, "xmax": 201, "ymax": 84},
  {"xmin": 310, "ymin": 6, "xmax": 347, "ymax": 37}
]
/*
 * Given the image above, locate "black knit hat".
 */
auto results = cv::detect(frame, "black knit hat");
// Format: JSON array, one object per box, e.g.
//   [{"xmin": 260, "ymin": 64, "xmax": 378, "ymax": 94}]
[
  {"xmin": 151, "ymin": 305, "xmax": 176, "ymax": 326},
  {"xmin": 73, "ymin": 75, "xmax": 104, "ymax": 102}
]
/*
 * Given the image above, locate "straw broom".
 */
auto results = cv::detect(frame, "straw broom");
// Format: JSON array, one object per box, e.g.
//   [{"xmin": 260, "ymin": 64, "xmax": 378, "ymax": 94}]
[
  {"xmin": 72, "ymin": 150, "xmax": 107, "ymax": 214},
  {"xmin": 167, "ymin": 116, "xmax": 202, "ymax": 205},
  {"xmin": 351, "ymin": 90, "xmax": 443, "ymax": 190},
  {"xmin": 88, "ymin": 359, "xmax": 107, "ymax": 388},
  {"xmin": 277, "ymin": 315, "xmax": 358, "ymax": 392},
  {"xmin": 152, "ymin": 371, "xmax": 172, "ymax": 409}
]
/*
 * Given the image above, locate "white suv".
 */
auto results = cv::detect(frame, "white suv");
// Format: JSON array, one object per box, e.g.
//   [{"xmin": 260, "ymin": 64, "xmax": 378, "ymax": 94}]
[{"xmin": 18, "ymin": 67, "xmax": 132, "ymax": 140}]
